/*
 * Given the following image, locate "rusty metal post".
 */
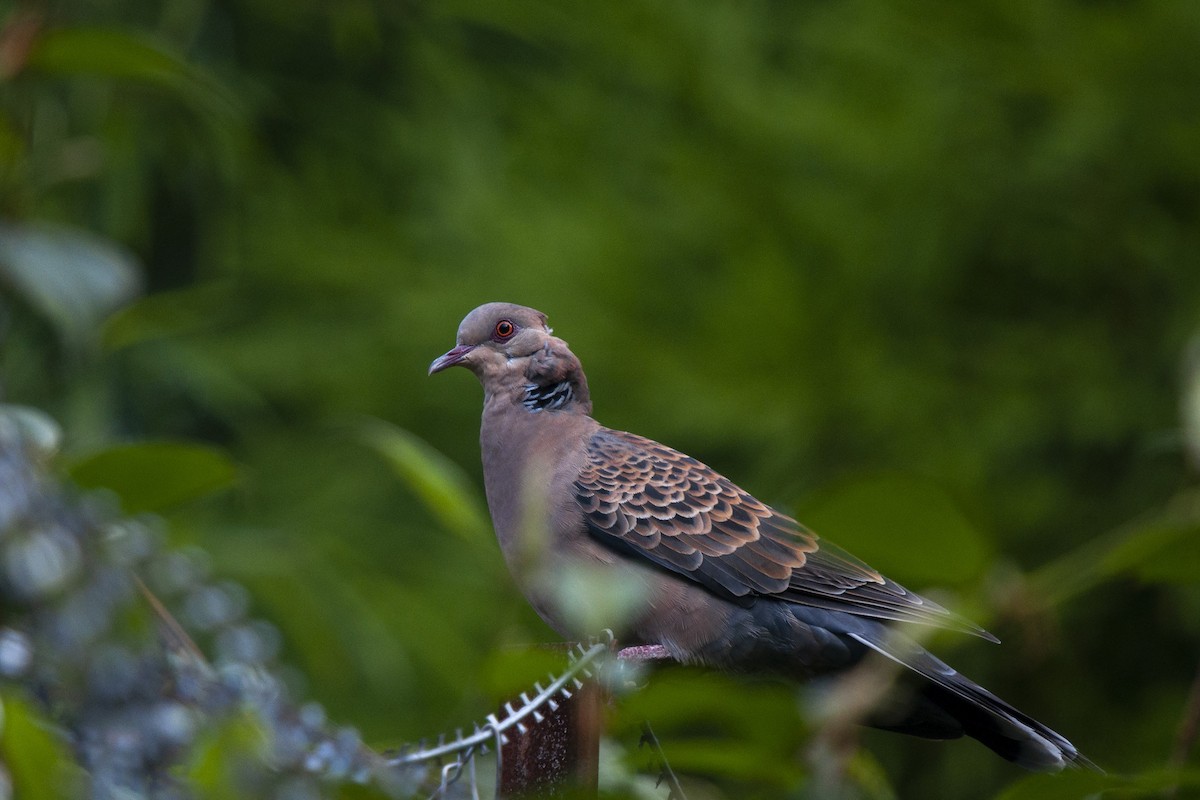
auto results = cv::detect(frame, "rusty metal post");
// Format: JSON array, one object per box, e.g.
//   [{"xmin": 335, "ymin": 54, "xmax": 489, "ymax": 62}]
[
  {"xmin": 492, "ymin": 642, "xmax": 672, "ymax": 798},
  {"xmin": 496, "ymin": 654, "xmax": 603, "ymax": 798}
]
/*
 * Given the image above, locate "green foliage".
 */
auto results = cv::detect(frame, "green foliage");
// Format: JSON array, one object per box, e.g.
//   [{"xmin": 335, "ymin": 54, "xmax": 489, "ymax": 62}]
[
  {"xmin": 0, "ymin": 694, "xmax": 81, "ymax": 799},
  {"xmin": 798, "ymin": 473, "xmax": 991, "ymax": 588},
  {"xmin": 68, "ymin": 441, "xmax": 237, "ymax": 513},
  {"xmin": 361, "ymin": 419, "xmax": 491, "ymax": 544},
  {"xmin": 3, "ymin": 0, "xmax": 1200, "ymax": 796},
  {"xmin": 994, "ymin": 768, "xmax": 1200, "ymax": 800},
  {"xmin": 182, "ymin": 714, "xmax": 270, "ymax": 800},
  {"xmin": 614, "ymin": 670, "xmax": 810, "ymax": 795},
  {"xmin": 29, "ymin": 27, "xmax": 205, "ymax": 89}
]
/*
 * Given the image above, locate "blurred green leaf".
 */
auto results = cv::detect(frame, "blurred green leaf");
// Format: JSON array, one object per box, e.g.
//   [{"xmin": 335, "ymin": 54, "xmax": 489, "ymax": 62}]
[
  {"xmin": 24, "ymin": 26, "xmax": 237, "ymax": 116},
  {"xmin": 1099, "ymin": 510, "xmax": 1200, "ymax": 585},
  {"xmin": 616, "ymin": 669, "xmax": 805, "ymax": 750},
  {"xmin": 480, "ymin": 645, "xmax": 574, "ymax": 699},
  {"xmin": 540, "ymin": 562, "xmax": 650, "ymax": 638},
  {"xmin": 102, "ymin": 282, "xmax": 241, "ymax": 351},
  {"xmin": 1032, "ymin": 491, "xmax": 1200, "ymax": 603},
  {"xmin": 0, "ymin": 694, "xmax": 80, "ymax": 800},
  {"xmin": 27, "ymin": 27, "xmax": 191, "ymax": 83},
  {"xmin": 1099, "ymin": 518, "xmax": 1200, "ymax": 578},
  {"xmin": 844, "ymin": 750, "xmax": 899, "ymax": 800},
  {"xmin": 0, "ymin": 221, "xmax": 142, "ymax": 346},
  {"xmin": 1128, "ymin": 527, "xmax": 1200, "ymax": 584},
  {"xmin": 1184, "ymin": 331, "xmax": 1200, "ymax": 472},
  {"xmin": 650, "ymin": 738, "xmax": 800, "ymax": 787},
  {"xmin": 992, "ymin": 769, "xmax": 1110, "ymax": 800},
  {"xmin": 68, "ymin": 441, "xmax": 236, "ymax": 513},
  {"xmin": 183, "ymin": 713, "xmax": 268, "ymax": 800},
  {"xmin": 359, "ymin": 419, "xmax": 491, "ymax": 543},
  {"xmin": 17, "ymin": 25, "xmax": 242, "ymax": 134},
  {"xmin": 0, "ymin": 115, "xmax": 23, "ymax": 165},
  {"xmin": 993, "ymin": 768, "xmax": 1200, "ymax": 799},
  {"xmin": 799, "ymin": 474, "xmax": 991, "ymax": 587},
  {"xmin": 598, "ymin": 738, "xmax": 676, "ymax": 800}
]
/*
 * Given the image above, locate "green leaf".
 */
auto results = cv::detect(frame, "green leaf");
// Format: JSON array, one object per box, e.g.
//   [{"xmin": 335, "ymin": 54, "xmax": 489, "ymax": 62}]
[
  {"xmin": 359, "ymin": 419, "xmax": 491, "ymax": 543},
  {"xmin": 1100, "ymin": 515, "xmax": 1200, "ymax": 586},
  {"xmin": 798, "ymin": 474, "xmax": 991, "ymax": 588},
  {"xmin": 25, "ymin": 27, "xmax": 236, "ymax": 113},
  {"xmin": 102, "ymin": 281, "xmax": 241, "ymax": 351},
  {"xmin": 19, "ymin": 26, "xmax": 244, "ymax": 140},
  {"xmin": 616, "ymin": 670, "xmax": 805, "ymax": 750},
  {"xmin": 992, "ymin": 769, "xmax": 1109, "ymax": 800},
  {"xmin": 1184, "ymin": 331, "xmax": 1200, "ymax": 472},
  {"xmin": 540, "ymin": 562, "xmax": 650, "ymax": 638},
  {"xmin": 0, "ymin": 221, "xmax": 142, "ymax": 346},
  {"xmin": 993, "ymin": 768, "xmax": 1200, "ymax": 800},
  {"xmin": 1032, "ymin": 491, "xmax": 1200, "ymax": 603},
  {"xmin": 0, "ymin": 693, "xmax": 81, "ymax": 800},
  {"xmin": 27, "ymin": 28, "xmax": 190, "ymax": 83},
  {"xmin": 0, "ymin": 115, "xmax": 23, "ymax": 166},
  {"xmin": 183, "ymin": 713, "xmax": 269, "ymax": 800},
  {"xmin": 844, "ymin": 750, "xmax": 899, "ymax": 800},
  {"xmin": 68, "ymin": 441, "xmax": 237, "ymax": 513},
  {"xmin": 650, "ymin": 738, "xmax": 801, "ymax": 786},
  {"xmin": 1130, "ymin": 528, "xmax": 1200, "ymax": 584},
  {"xmin": 481, "ymin": 646, "xmax": 575, "ymax": 699}
]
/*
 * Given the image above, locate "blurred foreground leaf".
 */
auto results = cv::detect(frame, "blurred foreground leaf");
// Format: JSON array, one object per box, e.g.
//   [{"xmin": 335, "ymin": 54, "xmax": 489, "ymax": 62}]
[
  {"xmin": 69, "ymin": 441, "xmax": 236, "ymax": 513},
  {"xmin": 0, "ymin": 221, "xmax": 141, "ymax": 346},
  {"xmin": 183, "ymin": 714, "xmax": 267, "ymax": 800},
  {"xmin": 843, "ymin": 751, "xmax": 899, "ymax": 800},
  {"xmin": 994, "ymin": 767, "xmax": 1200, "ymax": 799},
  {"xmin": 359, "ymin": 419, "xmax": 491, "ymax": 543},
  {"xmin": 654, "ymin": 738, "xmax": 798, "ymax": 787},
  {"xmin": 540, "ymin": 562, "xmax": 650, "ymax": 638},
  {"xmin": 0, "ymin": 694, "xmax": 79, "ymax": 800},
  {"xmin": 614, "ymin": 669, "xmax": 807, "ymax": 793},
  {"xmin": 481, "ymin": 646, "xmax": 573, "ymax": 700}
]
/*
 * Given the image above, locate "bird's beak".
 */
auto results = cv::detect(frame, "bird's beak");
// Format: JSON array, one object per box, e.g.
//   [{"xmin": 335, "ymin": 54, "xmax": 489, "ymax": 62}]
[{"xmin": 428, "ymin": 344, "xmax": 476, "ymax": 375}]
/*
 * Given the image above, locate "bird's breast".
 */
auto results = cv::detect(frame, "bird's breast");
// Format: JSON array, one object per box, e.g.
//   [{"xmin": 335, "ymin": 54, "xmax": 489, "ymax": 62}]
[{"xmin": 478, "ymin": 402, "xmax": 600, "ymax": 617}]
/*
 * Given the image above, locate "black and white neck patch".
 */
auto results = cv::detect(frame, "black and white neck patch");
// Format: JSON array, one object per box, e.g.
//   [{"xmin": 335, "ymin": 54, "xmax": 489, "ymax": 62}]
[{"xmin": 523, "ymin": 381, "xmax": 574, "ymax": 412}]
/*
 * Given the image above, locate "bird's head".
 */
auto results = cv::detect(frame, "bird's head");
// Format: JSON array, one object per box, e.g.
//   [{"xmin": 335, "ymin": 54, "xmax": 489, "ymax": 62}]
[
  {"xmin": 428, "ymin": 302, "xmax": 553, "ymax": 378},
  {"xmin": 430, "ymin": 302, "xmax": 591, "ymax": 413}
]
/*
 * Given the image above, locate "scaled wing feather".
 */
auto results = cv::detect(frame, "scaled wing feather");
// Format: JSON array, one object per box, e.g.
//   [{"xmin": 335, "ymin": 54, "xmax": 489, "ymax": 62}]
[{"xmin": 574, "ymin": 429, "xmax": 994, "ymax": 639}]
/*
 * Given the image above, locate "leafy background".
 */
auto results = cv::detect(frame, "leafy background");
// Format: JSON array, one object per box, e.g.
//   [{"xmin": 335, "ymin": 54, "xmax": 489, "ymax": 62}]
[{"xmin": 2, "ymin": 0, "xmax": 1200, "ymax": 797}]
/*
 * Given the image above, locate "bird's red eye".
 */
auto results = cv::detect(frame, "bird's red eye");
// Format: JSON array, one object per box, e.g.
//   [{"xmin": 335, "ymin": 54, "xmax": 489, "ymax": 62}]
[{"xmin": 494, "ymin": 320, "xmax": 515, "ymax": 340}]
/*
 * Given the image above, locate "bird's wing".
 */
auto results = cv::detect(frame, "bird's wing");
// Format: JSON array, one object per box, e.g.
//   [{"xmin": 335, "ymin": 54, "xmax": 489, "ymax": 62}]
[{"xmin": 574, "ymin": 428, "xmax": 994, "ymax": 640}]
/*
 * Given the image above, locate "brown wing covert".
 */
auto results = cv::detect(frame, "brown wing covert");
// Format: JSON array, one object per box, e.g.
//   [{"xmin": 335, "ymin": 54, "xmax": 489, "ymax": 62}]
[{"xmin": 574, "ymin": 428, "xmax": 995, "ymax": 639}]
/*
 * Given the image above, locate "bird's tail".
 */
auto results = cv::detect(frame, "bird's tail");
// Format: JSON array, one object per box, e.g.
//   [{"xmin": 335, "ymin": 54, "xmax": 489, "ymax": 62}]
[{"xmin": 849, "ymin": 632, "xmax": 1094, "ymax": 771}]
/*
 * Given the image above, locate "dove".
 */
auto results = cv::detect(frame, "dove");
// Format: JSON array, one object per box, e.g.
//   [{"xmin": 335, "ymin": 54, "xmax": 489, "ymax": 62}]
[{"xmin": 429, "ymin": 302, "xmax": 1089, "ymax": 771}]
